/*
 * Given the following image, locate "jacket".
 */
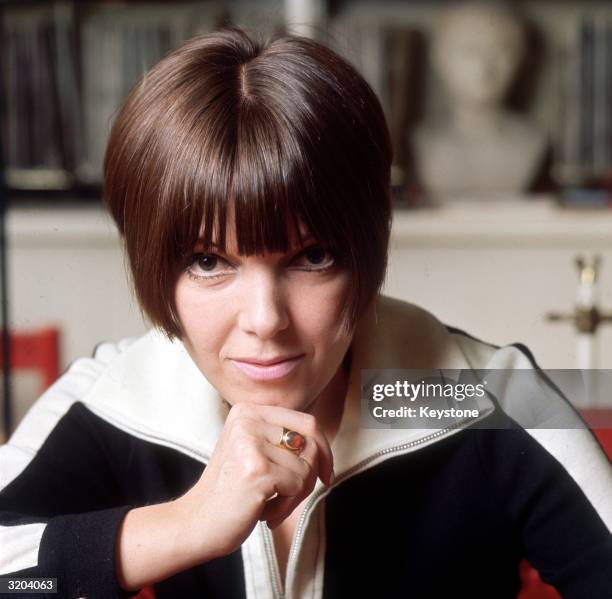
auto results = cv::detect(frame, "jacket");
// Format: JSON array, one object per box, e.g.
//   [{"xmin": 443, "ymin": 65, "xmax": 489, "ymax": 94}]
[{"xmin": 1, "ymin": 295, "xmax": 611, "ymax": 598}]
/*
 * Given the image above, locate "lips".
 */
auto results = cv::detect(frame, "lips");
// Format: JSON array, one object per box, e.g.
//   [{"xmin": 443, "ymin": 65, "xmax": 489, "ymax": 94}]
[
  {"xmin": 233, "ymin": 355, "xmax": 301, "ymax": 366},
  {"xmin": 230, "ymin": 355, "xmax": 304, "ymax": 381}
]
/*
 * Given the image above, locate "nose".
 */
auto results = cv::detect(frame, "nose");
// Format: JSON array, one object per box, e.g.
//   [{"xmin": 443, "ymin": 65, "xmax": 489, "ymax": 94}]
[{"xmin": 237, "ymin": 269, "xmax": 290, "ymax": 339}]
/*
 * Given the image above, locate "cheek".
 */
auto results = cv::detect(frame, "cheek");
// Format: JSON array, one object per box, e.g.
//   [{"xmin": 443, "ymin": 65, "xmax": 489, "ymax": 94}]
[
  {"xmin": 175, "ymin": 280, "xmax": 230, "ymax": 355},
  {"xmin": 292, "ymin": 275, "xmax": 352, "ymax": 346}
]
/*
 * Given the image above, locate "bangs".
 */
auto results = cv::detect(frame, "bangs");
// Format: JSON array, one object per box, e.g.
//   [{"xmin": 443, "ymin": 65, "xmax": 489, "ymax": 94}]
[{"xmin": 168, "ymin": 90, "xmax": 344, "ymax": 262}]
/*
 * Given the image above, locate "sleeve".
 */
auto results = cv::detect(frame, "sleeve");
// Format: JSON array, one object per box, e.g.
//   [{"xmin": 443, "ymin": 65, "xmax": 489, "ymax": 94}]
[
  {"xmin": 0, "ymin": 340, "xmax": 139, "ymax": 599},
  {"xmin": 474, "ymin": 417, "xmax": 612, "ymax": 599}
]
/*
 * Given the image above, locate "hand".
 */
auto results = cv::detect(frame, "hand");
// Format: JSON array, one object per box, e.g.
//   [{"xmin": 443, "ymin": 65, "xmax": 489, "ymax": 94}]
[{"xmin": 177, "ymin": 401, "xmax": 335, "ymax": 559}]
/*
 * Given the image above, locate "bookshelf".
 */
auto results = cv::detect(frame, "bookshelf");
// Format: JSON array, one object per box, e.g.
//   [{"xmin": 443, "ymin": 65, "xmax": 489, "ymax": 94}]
[
  {"xmin": 1, "ymin": 0, "xmax": 611, "ymax": 200},
  {"xmin": 0, "ymin": 0, "xmax": 226, "ymax": 196}
]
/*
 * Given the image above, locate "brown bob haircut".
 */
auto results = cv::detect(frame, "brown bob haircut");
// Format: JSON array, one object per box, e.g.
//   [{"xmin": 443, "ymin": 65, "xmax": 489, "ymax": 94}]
[{"xmin": 104, "ymin": 28, "xmax": 392, "ymax": 339}]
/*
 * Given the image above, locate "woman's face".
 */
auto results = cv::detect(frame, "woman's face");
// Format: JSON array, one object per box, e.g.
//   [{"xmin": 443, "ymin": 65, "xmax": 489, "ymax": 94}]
[{"xmin": 175, "ymin": 217, "xmax": 354, "ymax": 413}]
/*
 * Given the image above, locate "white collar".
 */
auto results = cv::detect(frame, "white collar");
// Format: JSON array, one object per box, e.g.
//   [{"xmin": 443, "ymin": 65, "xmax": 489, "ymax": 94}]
[{"xmin": 81, "ymin": 295, "xmax": 497, "ymax": 475}]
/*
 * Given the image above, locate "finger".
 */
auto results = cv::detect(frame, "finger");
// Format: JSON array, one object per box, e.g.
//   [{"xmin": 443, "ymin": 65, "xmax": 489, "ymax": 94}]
[
  {"xmin": 259, "ymin": 448, "xmax": 316, "ymax": 525},
  {"xmin": 227, "ymin": 417, "xmax": 317, "ymax": 476},
  {"xmin": 232, "ymin": 417, "xmax": 310, "ymax": 457},
  {"xmin": 262, "ymin": 443, "xmax": 314, "ymax": 483},
  {"xmin": 268, "ymin": 420, "xmax": 328, "ymax": 486},
  {"xmin": 229, "ymin": 403, "xmax": 334, "ymax": 485},
  {"xmin": 223, "ymin": 414, "xmax": 322, "ymax": 505},
  {"xmin": 261, "ymin": 494, "xmax": 301, "ymax": 527},
  {"xmin": 261, "ymin": 461, "xmax": 305, "ymax": 499},
  {"xmin": 256, "ymin": 419, "xmax": 319, "ymax": 480}
]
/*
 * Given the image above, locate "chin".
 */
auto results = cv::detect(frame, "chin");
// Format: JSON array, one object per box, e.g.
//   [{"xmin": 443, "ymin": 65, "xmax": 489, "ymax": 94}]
[{"xmin": 229, "ymin": 388, "xmax": 312, "ymax": 412}]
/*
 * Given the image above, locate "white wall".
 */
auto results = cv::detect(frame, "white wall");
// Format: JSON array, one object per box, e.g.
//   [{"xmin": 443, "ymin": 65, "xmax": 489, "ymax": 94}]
[
  {"xmin": 7, "ymin": 206, "xmax": 148, "ymax": 362},
  {"xmin": 384, "ymin": 199, "xmax": 612, "ymax": 370}
]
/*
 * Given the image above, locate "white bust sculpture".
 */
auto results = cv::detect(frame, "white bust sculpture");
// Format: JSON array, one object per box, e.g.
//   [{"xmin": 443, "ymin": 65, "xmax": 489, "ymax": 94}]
[{"xmin": 413, "ymin": 2, "xmax": 547, "ymax": 200}]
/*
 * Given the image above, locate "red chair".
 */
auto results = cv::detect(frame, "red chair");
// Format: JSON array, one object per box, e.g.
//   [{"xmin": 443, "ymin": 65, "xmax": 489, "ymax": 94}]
[
  {"xmin": 0, "ymin": 326, "xmax": 60, "ymax": 393},
  {"xmin": 0, "ymin": 326, "xmax": 61, "ymax": 440}
]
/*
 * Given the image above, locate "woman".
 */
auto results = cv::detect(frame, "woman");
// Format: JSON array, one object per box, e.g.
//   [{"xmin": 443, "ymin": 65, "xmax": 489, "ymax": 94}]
[{"xmin": 0, "ymin": 28, "xmax": 610, "ymax": 599}]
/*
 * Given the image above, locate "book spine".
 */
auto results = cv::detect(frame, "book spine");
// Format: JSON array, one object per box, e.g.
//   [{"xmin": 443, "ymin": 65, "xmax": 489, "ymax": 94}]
[
  {"xmin": 578, "ymin": 14, "xmax": 594, "ymax": 175},
  {"xmin": 593, "ymin": 13, "xmax": 608, "ymax": 176}
]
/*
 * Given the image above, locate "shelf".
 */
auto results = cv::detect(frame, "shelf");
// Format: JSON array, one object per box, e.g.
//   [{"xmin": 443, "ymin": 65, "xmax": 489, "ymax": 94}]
[
  {"xmin": 7, "ymin": 205, "xmax": 118, "ymax": 246},
  {"xmin": 9, "ymin": 198, "xmax": 612, "ymax": 250},
  {"xmin": 392, "ymin": 196, "xmax": 612, "ymax": 248}
]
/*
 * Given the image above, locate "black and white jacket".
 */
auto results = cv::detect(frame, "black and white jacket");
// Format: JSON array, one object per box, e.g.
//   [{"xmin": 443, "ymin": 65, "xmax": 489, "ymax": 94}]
[{"xmin": 1, "ymin": 296, "xmax": 611, "ymax": 599}]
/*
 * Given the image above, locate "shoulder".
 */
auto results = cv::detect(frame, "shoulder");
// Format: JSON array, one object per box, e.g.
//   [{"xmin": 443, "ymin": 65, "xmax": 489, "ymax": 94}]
[
  {"xmin": 368, "ymin": 294, "xmax": 532, "ymax": 370},
  {"xmin": 369, "ymin": 296, "xmax": 612, "ymax": 531}
]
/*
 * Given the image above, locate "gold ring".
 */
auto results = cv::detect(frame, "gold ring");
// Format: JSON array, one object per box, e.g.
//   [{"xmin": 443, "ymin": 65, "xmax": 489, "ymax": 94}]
[{"xmin": 278, "ymin": 427, "xmax": 305, "ymax": 454}]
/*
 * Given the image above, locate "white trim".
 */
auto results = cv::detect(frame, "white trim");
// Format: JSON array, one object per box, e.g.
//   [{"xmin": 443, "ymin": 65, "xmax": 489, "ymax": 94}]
[
  {"xmin": 0, "ymin": 523, "xmax": 46, "ymax": 575},
  {"xmin": 526, "ymin": 428, "xmax": 612, "ymax": 534}
]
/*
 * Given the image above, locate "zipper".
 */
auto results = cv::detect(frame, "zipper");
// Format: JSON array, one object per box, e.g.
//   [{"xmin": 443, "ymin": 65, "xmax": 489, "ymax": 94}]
[
  {"xmin": 92, "ymin": 400, "xmax": 489, "ymax": 598},
  {"xmin": 279, "ymin": 413, "xmax": 488, "ymax": 599},
  {"xmin": 262, "ymin": 523, "xmax": 285, "ymax": 599}
]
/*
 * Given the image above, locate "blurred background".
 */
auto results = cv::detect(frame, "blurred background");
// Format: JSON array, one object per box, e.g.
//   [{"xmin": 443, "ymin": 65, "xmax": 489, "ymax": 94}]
[{"xmin": 2, "ymin": 0, "xmax": 612, "ymax": 434}]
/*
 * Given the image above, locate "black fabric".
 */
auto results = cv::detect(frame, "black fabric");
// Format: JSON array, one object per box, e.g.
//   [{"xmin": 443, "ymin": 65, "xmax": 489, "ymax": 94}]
[
  {"xmin": 324, "ymin": 422, "xmax": 520, "ymax": 599},
  {"xmin": 39, "ymin": 506, "xmax": 134, "ymax": 599},
  {"xmin": 0, "ymin": 402, "xmax": 246, "ymax": 599},
  {"xmin": 1, "ymin": 402, "xmax": 611, "ymax": 598},
  {"xmin": 324, "ymin": 412, "xmax": 612, "ymax": 598}
]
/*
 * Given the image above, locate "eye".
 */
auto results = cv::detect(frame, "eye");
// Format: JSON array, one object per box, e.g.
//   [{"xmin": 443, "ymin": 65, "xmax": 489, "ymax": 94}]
[
  {"xmin": 292, "ymin": 246, "xmax": 336, "ymax": 271},
  {"xmin": 186, "ymin": 253, "xmax": 232, "ymax": 280}
]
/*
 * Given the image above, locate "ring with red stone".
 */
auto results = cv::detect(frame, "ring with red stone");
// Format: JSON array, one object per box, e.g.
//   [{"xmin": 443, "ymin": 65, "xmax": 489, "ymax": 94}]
[{"xmin": 278, "ymin": 427, "xmax": 306, "ymax": 454}]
